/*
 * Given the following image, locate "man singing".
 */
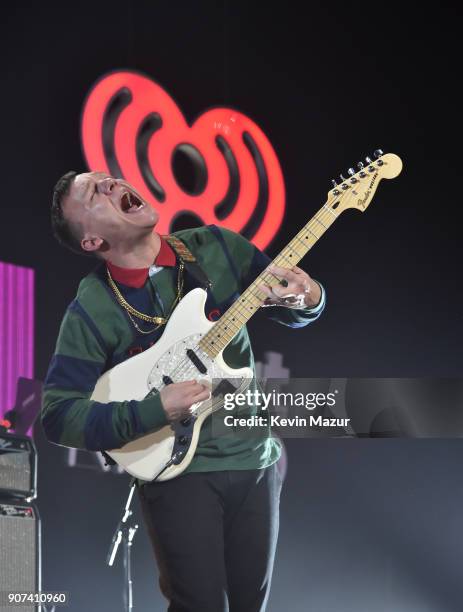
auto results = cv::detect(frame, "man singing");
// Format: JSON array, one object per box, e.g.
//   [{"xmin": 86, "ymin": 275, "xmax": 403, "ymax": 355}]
[{"xmin": 41, "ymin": 171, "xmax": 326, "ymax": 612}]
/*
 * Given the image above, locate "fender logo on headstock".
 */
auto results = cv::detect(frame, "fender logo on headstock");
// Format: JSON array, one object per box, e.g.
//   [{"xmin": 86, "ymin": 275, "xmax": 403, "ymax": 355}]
[
  {"xmin": 358, "ymin": 190, "xmax": 371, "ymax": 209},
  {"xmin": 357, "ymin": 172, "xmax": 379, "ymax": 209}
]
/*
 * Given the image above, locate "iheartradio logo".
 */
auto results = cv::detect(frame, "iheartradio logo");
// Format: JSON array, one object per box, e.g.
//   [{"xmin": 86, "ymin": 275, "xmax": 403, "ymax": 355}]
[{"xmin": 81, "ymin": 70, "xmax": 286, "ymax": 249}]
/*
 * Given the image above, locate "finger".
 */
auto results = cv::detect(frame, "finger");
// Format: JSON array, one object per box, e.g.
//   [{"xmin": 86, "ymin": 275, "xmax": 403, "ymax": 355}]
[
  {"xmin": 267, "ymin": 284, "xmax": 299, "ymax": 299},
  {"xmin": 190, "ymin": 389, "xmax": 211, "ymax": 404},
  {"xmin": 182, "ymin": 380, "xmax": 207, "ymax": 388},
  {"xmin": 266, "ymin": 285, "xmax": 286, "ymax": 299},
  {"xmin": 181, "ymin": 382, "xmax": 207, "ymax": 398},
  {"xmin": 197, "ymin": 378, "xmax": 212, "ymax": 392},
  {"xmin": 257, "ymin": 284, "xmax": 274, "ymax": 298},
  {"xmin": 291, "ymin": 265, "xmax": 309, "ymax": 276},
  {"xmin": 268, "ymin": 265, "xmax": 299, "ymax": 284}
]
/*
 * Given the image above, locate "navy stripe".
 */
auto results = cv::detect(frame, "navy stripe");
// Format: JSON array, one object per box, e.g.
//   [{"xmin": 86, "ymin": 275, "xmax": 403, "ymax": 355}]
[
  {"xmin": 242, "ymin": 246, "xmax": 271, "ymax": 287},
  {"xmin": 207, "ymin": 224, "xmax": 241, "ymax": 284},
  {"xmin": 41, "ymin": 398, "xmax": 76, "ymax": 444},
  {"xmin": 118, "ymin": 284, "xmax": 158, "ymax": 314},
  {"xmin": 109, "ymin": 327, "xmax": 165, "ymax": 368},
  {"xmin": 69, "ymin": 300, "xmax": 109, "ymax": 355},
  {"xmin": 84, "ymin": 401, "xmax": 122, "ymax": 451},
  {"xmin": 44, "ymin": 354, "xmax": 103, "ymax": 393}
]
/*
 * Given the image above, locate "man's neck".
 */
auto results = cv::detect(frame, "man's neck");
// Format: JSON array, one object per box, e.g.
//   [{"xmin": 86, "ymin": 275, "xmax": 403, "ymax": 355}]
[{"xmin": 104, "ymin": 231, "xmax": 161, "ymax": 269}]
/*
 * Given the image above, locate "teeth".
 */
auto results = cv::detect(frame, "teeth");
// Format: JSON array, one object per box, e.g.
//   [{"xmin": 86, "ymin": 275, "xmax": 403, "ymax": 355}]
[{"xmin": 121, "ymin": 191, "xmax": 144, "ymax": 212}]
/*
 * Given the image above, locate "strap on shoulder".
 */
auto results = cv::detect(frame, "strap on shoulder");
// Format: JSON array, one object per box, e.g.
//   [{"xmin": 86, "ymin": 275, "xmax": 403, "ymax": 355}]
[
  {"xmin": 164, "ymin": 235, "xmax": 197, "ymax": 262},
  {"xmin": 164, "ymin": 234, "xmax": 212, "ymax": 290}
]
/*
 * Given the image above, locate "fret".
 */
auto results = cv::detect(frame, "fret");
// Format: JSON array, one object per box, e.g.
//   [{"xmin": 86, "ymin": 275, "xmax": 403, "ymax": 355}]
[
  {"xmin": 201, "ymin": 200, "xmax": 338, "ymax": 357},
  {"xmin": 313, "ymin": 216, "xmax": 327, "ymax": 229},
  {"xmin": 304, "ymin": 226, "xmax": 320, "ymax": 240},
  {"xmin": 323, "ymin": 203, "xmax": 338, "ymax": 218},
  {"xmin": 292, "ymin": 234, "xmax": 316, "ymax": 251}
]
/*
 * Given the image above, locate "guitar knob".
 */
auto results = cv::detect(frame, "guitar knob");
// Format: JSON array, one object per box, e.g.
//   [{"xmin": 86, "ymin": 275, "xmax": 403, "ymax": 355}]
[
  {"xmin": 374, "ymin": 149, "xmax": 384, "ymax": 158},
  {"xmin": 180, "ymin": 417, "xmax": 191, "ymax": 427},
  {"xmin": 347, "ymin": 168, "xmax": 355, "ymax": 176},
  {"xmin": 178, "ymin": 435, "xmax": 189, "ymax": 445},
  {"xmin": 365, "ymin": 156, "xmax": 372, "ymax": 164},
  {"xmin": 357, "ymin": 161, "xmax": 364, "ymax": 169}
]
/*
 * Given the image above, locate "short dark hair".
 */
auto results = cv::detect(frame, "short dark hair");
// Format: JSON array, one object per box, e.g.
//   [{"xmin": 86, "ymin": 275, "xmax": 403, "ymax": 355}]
[{"xmin": 51, "ymin": 170, "xmax": 89, "ymax": 256}]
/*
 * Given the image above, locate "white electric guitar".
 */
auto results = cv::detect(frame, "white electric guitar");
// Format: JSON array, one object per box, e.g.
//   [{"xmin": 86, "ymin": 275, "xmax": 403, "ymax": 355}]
[{"xmin": 91, "ymin": 151, "xmax": 403, "ymax": 481}]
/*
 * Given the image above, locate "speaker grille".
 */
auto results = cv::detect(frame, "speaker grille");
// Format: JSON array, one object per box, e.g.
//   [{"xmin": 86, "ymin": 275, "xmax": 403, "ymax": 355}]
[
  {"xmin": 0, "ymin": 434, "xmax": 36, "ymax": 499},
  {"xmin": 0, "ymin": 452, "xmax": 31, "ymax": 495},
  {"xmin": 0, "ymin": 503, "xmax": 40, "ymax": 612}
]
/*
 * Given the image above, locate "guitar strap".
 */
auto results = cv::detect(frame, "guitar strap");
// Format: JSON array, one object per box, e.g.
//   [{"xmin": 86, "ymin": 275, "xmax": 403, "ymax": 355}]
[{"xmin": 164, "ymin": 234, "xmax": 212, "ymax": 290}]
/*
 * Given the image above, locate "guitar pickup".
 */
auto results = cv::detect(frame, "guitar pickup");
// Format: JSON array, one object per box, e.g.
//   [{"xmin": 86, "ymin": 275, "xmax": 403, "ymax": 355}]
[{"xmin": 186, "ymin": 349, "xmax": 207, "ymax": 374}]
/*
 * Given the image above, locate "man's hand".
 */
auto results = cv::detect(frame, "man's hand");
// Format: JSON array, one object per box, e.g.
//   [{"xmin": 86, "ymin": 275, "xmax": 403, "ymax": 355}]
[
  {"xmin": 159, "ymin": 380, "xmax": 211, "ymax": 422},
  {"xmin": 258, "ymin": 264, "xmax": 321, "ymax": 309}
]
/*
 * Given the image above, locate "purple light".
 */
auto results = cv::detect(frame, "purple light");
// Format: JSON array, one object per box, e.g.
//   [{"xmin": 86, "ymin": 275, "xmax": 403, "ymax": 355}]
[{"xmin": 0, "ymin": 261, "xmax": 35, "ymax": 432}]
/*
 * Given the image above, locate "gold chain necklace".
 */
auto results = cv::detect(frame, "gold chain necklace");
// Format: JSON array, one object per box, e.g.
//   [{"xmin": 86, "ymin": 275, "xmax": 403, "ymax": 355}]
[{"xmin": 106, "ymin": 261, "xmax": 185, "ymax": 335}]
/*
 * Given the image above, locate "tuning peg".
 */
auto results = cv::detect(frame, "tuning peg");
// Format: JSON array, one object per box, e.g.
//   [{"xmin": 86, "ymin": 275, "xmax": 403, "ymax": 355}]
[
  {"xmin": 339, "ymin": 174, "xmax": 346, "ymax": 181},
  {"xmin": 331, "ymin": 179, "xmax": 338, "ymax": 188},
  {"xmin": 357, "ymin": 161, "xmax": 364, "ymax": 169},
  {"xmin": 347, "ymin": 168, "xmax": 355, "ymax": 176},
  {"xmin": 373, "ymin": 149, "xmax": 384, "ymax": 158},
  {"xmin": 365, "ymin": 156, "xmax": 372, "ymax": 164}
]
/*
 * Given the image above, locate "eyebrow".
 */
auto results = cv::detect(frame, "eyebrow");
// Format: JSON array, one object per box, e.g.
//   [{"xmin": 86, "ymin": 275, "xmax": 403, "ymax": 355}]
[
  {"xmin": 81, "ymin": 173, "xmax": 109, "ymax": 201},
  {"xmin": 80, "ymin": 181, "xmax": 94, "ymax": 202}
]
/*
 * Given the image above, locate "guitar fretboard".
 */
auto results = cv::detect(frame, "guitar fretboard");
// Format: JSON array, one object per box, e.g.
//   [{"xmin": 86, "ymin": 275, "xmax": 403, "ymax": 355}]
[{"xmin": 199, "ymin": 202, "xmax": 338, "ymax": 358}]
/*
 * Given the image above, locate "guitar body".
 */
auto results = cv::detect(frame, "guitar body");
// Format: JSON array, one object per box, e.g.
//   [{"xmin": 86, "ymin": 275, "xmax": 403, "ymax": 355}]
[{"xmin": 91, "ymin": 288, "xmax": 253, "ymax": 481}]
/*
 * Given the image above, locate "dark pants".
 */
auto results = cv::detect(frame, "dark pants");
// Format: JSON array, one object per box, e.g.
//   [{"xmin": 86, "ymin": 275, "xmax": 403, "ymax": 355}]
[{"xmin": 137, "ymin": 463, "xmax": 283, "ymax": 612}]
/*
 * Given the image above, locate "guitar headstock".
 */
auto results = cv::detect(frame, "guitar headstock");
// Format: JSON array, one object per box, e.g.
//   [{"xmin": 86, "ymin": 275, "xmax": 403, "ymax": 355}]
[{"xmin": 327, "ymin": 150, "xmax": 403, "ymax": 213}]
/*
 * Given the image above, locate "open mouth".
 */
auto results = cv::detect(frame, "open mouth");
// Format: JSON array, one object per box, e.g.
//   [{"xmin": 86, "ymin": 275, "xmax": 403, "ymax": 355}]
[{"xmin": 120, "ymin": 191, "xmax": 145, "ymax": 214}]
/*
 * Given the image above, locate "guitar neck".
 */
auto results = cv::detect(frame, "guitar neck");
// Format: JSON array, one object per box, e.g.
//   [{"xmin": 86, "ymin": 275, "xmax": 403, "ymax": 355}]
[{"xmin": 199, "ymin": 201, "xmax": 339, "ymax": 358}]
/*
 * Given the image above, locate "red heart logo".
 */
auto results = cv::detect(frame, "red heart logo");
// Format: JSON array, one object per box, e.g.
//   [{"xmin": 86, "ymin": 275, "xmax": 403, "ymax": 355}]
[{"xmin": 81, "ymin": 71, "xmax": 285, "ymax": 249}]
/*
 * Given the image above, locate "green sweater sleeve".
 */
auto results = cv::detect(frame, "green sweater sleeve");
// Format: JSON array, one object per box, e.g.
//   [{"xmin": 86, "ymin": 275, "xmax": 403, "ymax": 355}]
[{"xmin": 41, "ymin": 301, "xmax": 168, "ymax": 451}]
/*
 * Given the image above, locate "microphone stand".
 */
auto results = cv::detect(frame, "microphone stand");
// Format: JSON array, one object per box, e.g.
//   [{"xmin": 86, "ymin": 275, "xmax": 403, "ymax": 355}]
[
  {"xmin": 106, "ymin": 479, "xmax": 139, "ymax": 612},
  {"xmin": 105, "ymin": 451, "xmax": 187, "ymax": 611}
]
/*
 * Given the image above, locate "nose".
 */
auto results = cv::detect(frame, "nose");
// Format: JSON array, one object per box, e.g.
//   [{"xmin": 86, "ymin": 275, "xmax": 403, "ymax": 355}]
[{"xmin": 97, "ymin": 177, "xmax": 118, "ymax": 195}]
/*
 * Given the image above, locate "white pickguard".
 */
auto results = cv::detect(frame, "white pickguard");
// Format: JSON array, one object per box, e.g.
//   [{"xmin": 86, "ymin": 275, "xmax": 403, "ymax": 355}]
[{"xmin": 91, "ymin": 288, "xmax": 253, "ymax": 481}]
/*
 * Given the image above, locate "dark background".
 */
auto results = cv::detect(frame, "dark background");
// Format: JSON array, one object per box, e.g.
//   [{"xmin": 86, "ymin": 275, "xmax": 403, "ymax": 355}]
[{"xmin": 1, "ymin": 1, "xmax": 462, "ymax": 610}]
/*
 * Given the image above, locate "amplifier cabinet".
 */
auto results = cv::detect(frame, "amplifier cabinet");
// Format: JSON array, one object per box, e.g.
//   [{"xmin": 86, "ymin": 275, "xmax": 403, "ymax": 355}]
[
  {"xmin": 0, "ymin": 434, "xmax": 37, "ymax": 501},
  {"xmin": 0, "ymin": 500, "xmax": 41, "ymax": 612}
]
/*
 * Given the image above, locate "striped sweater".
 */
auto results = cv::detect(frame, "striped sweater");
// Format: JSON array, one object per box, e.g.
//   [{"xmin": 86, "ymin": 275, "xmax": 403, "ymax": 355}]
[{"xmin": 41, "ymin": 224, "xmax": 326, "ymax": 474}]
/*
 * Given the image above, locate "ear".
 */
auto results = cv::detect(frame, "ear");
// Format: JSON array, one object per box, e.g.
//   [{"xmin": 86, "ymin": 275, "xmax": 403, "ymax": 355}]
[{"xmin": 81, "ymin": 234, "xmax": 105, "ymax": 253}]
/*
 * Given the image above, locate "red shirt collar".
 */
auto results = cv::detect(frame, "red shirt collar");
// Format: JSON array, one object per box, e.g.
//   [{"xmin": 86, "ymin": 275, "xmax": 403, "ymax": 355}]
[{"xmin": 106, "ymin": 235, "xmax": 176, "ymax": 288}]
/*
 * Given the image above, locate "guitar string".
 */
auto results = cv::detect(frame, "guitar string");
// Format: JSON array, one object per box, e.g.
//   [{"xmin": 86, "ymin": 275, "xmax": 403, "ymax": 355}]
[
  {"xmin": 148, "ymin": 194, "xmax": 344, "ymax": 395},
  {"xmin": 156, "ymin": 195, "xmax": 346, "ymax": 393},
  {"xmin": 152, "ymin": 170, "xmax": 369, "ymax": 395},
  {"xmin": 152, "ymin": 220, "xmax": 338, "ymax": 419},
  {"xmin": 159, "ymin": 189, "xmax": 353, "ymax": 392}
]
